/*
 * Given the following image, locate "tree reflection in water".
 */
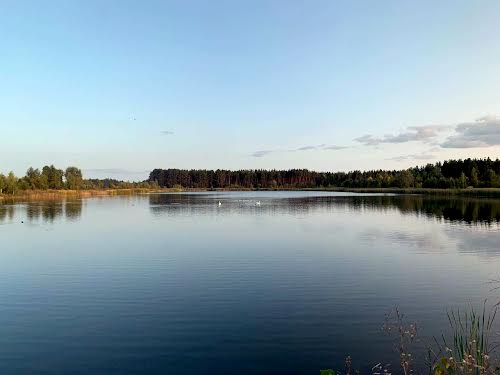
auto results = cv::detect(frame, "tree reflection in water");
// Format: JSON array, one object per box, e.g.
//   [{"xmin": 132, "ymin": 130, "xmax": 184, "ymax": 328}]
[
  {"xmin": 149, "ymin": 193, "xmax": 500, "ymax": 226},
  {"xmin": 0, "ymin": 199, "xmax": 83, "ymax": 224}
]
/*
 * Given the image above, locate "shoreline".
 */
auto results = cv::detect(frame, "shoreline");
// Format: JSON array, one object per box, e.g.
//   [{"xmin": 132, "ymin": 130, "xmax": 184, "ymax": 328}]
[
  {"xmin": 2, "ymin": 187, "xmax": 500, "ymax": 201},
  {"xmin": 302, "ymin": 187, "xmax": 500, "ymax": 197},
  {"xmin": 0, "ymin": 188, "xmax": 168, "ymax": 201}
]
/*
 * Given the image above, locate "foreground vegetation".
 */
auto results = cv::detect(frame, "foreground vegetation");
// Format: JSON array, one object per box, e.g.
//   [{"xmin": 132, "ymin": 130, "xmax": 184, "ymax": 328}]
[{"xmin": 323, "ymin": 304, "xmax": 499, "ymax": 375}]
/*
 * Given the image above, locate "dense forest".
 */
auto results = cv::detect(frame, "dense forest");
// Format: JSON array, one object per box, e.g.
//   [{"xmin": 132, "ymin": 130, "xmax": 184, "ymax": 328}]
[
  {"xmin": 0, "ymin": 165, "xmax": 157, "ymax": 194},
  {"xmin": 149, "ymin": 158, "xmax": 500, "ymax": 189}
]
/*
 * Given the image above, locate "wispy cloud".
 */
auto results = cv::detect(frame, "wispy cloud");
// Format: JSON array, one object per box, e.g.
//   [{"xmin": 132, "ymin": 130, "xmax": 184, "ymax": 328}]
[
  {"xmin": 355, "ymin": 125, "xmax": 450, "ymax": 146},
  {"xmin": 355, "ymin": 134, "xmax": 379, "ymax": 146},
  {"xmin": 297, "ymin": 145, "xmax": 322, "ymax": 151},
  {"xmin": 441, "ymin": 115, "xmax": 500, "ymax": 148},
  {"xmin": 323, "ymin": 145, "xmax": 347, "ymax": 150},
  {"xmin": 386, "ymin": 153, "xmax": 436, "ymax": 162},
  {"xmin": 161, "ymin": 130, "xmax": 175, "ymax": 135},
  {"xmin": 251, "ymin": 144, "xmax": 347, "ymax": 157},
  {"xmin": 252, "ymin": 150, "xmax": 274, "ymax": 158}
]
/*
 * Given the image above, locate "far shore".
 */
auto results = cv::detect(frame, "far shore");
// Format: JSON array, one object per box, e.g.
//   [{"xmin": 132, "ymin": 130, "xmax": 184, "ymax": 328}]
[
  {"xmin": 3, "ymin": 187, "xmax": 500, "ymax": 201},
  {"xmin": 303, "ymin": 186, "xmax": 500, "ymax": 197}
]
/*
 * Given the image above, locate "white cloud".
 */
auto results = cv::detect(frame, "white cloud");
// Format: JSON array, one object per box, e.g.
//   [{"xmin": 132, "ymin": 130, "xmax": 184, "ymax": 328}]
[
  {"xmin": 355, "ymin": 125, "xmax": 450, "ymax": 146},
  {"xmin": 251, "ymin": 144, "xmax": 347, "ymax": 157},
  {"xmin": 441, "ymin": 115, "xmax": 500, "ymax": 148}
]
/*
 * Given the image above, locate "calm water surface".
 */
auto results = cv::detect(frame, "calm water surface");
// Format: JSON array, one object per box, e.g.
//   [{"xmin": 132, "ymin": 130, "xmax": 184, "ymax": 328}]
[{"xmin": 1, "ymin": 191, "xmax": 500, "ymax": 374}]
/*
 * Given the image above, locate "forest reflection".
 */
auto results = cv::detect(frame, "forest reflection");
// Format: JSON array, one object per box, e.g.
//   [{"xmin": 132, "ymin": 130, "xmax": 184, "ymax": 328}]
[
  {"xmin": 149, "ymin": 193, "xmax": 500, "ymax": 226},
  {"xmin": 2, "ymin": 194, "xmax": 499, "ymax": 226},
  {"xmin": 0, "ymin": 199, "xmax": 83, "ymax": 224}
]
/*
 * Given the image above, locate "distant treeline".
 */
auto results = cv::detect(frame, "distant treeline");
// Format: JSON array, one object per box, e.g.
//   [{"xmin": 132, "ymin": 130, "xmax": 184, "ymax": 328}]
[
  {"xmin": 2, "ymin": 158, "xmax": 500, "ymax": 195},
  {"xmin": 149, "ymin": 158, "xmax": 500, "ymax": 189},
  {"xmin": 0, "ymin": 165, "xmax": 158, "ymax": 195}
]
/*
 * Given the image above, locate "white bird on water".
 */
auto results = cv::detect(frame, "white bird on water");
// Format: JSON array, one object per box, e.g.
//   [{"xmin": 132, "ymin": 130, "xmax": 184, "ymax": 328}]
[
  {"xmin": 256, "ymin": 201, "xmax": 261, "ymax": 206},
  {"xmin": 218, "ymin": 201, "xmax": 222, "ymax": 207}
]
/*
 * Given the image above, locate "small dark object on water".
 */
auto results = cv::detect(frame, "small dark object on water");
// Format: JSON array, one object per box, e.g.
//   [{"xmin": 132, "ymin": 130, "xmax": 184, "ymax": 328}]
[{"xmin": 21, "ymin": 221, "xmax": 24, "ymax": 224}]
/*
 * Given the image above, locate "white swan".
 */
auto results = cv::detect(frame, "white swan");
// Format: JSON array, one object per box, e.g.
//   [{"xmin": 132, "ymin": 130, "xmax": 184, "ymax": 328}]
[{"xmin": 218, "ymin": 201, "xmax": 222, "ymax": 206}]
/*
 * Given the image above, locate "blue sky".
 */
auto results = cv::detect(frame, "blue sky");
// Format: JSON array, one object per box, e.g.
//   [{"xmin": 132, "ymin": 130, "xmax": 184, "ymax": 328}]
[{"xmin": 1, "ymin": 0, "xmax": 500, "ymax": 180}]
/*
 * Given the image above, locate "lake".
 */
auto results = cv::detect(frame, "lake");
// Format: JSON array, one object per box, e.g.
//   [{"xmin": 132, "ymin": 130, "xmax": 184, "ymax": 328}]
[{"xmin": 1, "ymin": 191, "xmax": 500, "ymax": 374}]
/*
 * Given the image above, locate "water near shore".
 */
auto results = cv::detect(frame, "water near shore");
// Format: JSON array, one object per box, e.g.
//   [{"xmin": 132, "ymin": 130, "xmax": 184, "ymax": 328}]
[{"xmin": 1, "ymin": 192, "xmax": 499, "ymax": 374}]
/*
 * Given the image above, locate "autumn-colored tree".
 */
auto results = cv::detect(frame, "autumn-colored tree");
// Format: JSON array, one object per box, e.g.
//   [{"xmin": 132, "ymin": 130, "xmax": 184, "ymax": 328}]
[
  {"xmin": 400, "ymin": 170, "xmax": 415, "ymax": 188},
  {"xmin": 471, "ymin": 167, "xmax": 479, "ymax": 187},
  {"xmin": 486, "ymin": 169, "xmax": 498, "ymax": 187},
  {"xmin": 458, "ymin": 172, "xmax": 468, "ymax": 188}
]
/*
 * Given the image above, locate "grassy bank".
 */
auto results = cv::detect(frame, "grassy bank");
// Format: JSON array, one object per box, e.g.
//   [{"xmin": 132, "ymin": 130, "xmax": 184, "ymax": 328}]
[{"xmin": 0, "ymin": 188, "xmax": 173, "ymax": 201}]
